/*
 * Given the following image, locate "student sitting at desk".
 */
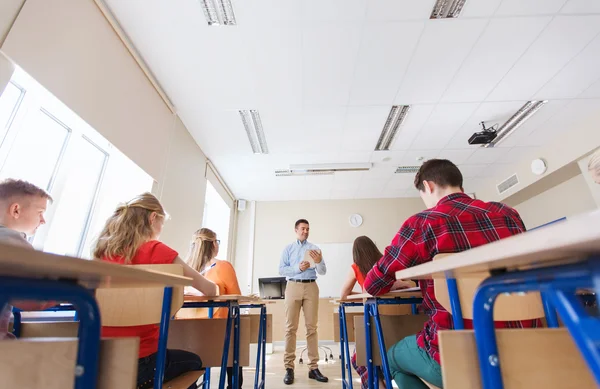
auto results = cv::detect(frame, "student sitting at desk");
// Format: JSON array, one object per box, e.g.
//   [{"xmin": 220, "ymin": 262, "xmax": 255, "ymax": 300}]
[
  {"xmin": 341, "ymin": 236, "xmax": 413, "ymax": 389},
  {"xmin": 93, "ymin": 192, "xmax": 218, "ymax": 389},
  {"xmin": 0, "ymin": 179, "xmax": 57, "ymax": 340},
  {"xmin": 184, "ymin": 227, "xmax": 244, "ymax": 389},
  {"xmin": 363, "ymin": 159, "xmax": 541, "ymax": 389}
]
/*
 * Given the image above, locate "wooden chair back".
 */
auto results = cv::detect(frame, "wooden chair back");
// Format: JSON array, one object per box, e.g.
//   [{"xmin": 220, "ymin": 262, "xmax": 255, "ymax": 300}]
[
  {"xmin": 432, "ymin": 254, "xmax": 545, "ymax": 320},
  {"xmin": 95, "ymin": 264, "xmax": 185, "ymax": 326}
]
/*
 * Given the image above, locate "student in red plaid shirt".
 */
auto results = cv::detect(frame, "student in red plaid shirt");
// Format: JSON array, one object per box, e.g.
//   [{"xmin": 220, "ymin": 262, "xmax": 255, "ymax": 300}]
[{"xmin": 363, "ymin": 159, "xmax": 541, "ymax": 389}]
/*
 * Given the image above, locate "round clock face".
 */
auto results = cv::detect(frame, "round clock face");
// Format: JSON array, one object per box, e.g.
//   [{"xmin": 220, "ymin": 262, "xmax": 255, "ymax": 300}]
[{"xmin": 349, "ymin": 214, "xmax": 363, "ymax": 228}]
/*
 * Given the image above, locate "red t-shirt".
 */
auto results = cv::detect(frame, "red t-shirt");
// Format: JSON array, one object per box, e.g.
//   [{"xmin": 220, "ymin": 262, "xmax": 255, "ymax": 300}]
[
  {"xmin": 101, "ymin": 240, "xmax": 178, "ymax": 358},
  {"xmin": 351, "ymin": 263, "xmax": 366, "ymax": 289}
]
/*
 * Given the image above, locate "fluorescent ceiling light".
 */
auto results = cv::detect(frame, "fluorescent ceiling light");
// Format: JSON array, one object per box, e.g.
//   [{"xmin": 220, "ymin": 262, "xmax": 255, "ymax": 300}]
[
  {"xmin": 239, "ymin": 110, "xmax": 269, "ymax": 154},
  {"xmin": 430, "ymin": 0, "xmax": 468, "ymax": 19},
  {"xmin": 375, "ymin": 105, "xmax": 411, "ymax": 151},
  {"xmin": 484, "ymin": 100, "xmax": 547, "ymax": 148},
  {"xmin": 200, "ymin": 0, "xmax": 236, "ymax": 26},
  {"xmin": 276, "ymin": 163, "xmax": 372, "ymax": 177}
]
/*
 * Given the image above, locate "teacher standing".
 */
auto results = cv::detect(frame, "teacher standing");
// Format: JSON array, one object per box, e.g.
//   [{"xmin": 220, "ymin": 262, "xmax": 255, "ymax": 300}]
[{"xmin": 279, "ymin": 219, "xmax": 328, "ymax": 385}]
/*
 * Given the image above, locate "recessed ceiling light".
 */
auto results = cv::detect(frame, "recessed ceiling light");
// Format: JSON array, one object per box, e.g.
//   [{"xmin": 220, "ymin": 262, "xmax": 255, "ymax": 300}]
[
  {"xmin": 199, "ymin": 0, "xmax": 236, "ymax": 26},
  {"xmin": 375, "ymin": 105, "xmax": 411, "ymax": 151},
  {"xmin": 430, "ymin": 0, "xmax": 468, "ymax": 19},
  {"xmin": 239, "ymin": 110, "xmax": 269, "ymax": 154},
  {"xmin": 484, "ymin": 100, "xmax": 547, "ymax": 148}
]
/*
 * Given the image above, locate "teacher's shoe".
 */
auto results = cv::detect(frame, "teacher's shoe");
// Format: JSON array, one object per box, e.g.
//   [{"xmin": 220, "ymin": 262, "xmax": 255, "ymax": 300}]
[
  {"xmin": 284, "ymin": 368, "xmax": 294, "ymax": 385},
  {"xmin": 309, "ymin": 369, "xmax": 328, "ymax": 382}
]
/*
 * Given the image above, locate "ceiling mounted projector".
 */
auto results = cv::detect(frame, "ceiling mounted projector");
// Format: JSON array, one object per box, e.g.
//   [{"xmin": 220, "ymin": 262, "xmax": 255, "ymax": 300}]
[{"xmin": 468, "ymin": 122, "xmax": 498, "ymax": 145}]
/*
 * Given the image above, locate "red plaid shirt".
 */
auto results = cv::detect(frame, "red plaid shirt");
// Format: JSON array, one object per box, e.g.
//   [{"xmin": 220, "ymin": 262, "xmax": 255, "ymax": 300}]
[{"xmin": 363, "ymin": 192, "xmax": 541, "ymax": 364}]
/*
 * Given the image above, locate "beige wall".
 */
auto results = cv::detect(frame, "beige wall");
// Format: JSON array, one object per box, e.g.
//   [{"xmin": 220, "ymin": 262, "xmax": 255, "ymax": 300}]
[
  {"xmin": 0, "ymin": 0, "xmax": 24, "ymax": 46},
  {"xmin": 514, "ymin": 174, "xmax": 597, "ymax": 229},
  {"xmin": 0, "ymin": 51, "xmax": 14, "ymax": 94},
  {"xmin": 577, "ymin": 149, "xmax": 600, "ymax": 208},
  {"xmin": 250, "ymin": 197, "xmax": 424, "ymax": 293}
]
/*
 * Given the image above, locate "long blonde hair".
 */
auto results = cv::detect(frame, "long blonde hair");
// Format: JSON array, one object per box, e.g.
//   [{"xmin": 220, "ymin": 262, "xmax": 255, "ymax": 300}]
[
  {"xmin": 93, "ymin": 192, "xmax": 167, "ymax": 263},
  {"xmin": 186, "ymin": 228, "xmax": 218, "ymax": 272},
  {"xmin": 588, "ymin": 149, "xmax": 600, "ymax": 179}
]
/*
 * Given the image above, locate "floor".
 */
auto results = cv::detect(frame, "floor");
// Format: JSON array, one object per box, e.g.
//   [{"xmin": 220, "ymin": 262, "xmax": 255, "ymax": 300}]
[{"xmin": 207, "ymin": 344, "xmax": 360, "ymax": 389}]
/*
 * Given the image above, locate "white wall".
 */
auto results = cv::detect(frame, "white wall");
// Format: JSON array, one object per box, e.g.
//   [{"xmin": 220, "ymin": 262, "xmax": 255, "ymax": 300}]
[
  {"xmin": 514, "ymin": 174, "xmax": 597, "ymax": 229},
  {"xmin": 249, "ymin": 197, "xmax": 425, "ymax": 293},
  {"xmin": 234, "ymin": 201, "xmax": 255, "ymax": 294},
  {"xmin": 0, "ymin": 51, "xmax": 14, "ymax": 95}
]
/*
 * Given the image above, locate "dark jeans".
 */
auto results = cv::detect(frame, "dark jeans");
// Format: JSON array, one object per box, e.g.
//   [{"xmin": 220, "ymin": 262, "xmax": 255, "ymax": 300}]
[
  {"xmin": 227, "ymin": 366, "xmax": 244, "ymax": 389},
  {"xmin": 137, "ymin": 349, "xmax": 203, "ymax": 389}
]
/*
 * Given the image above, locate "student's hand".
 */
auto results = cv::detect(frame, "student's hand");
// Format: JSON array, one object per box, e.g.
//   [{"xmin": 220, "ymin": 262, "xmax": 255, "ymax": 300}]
[
  {"xmin": 309, "ymin": 250, "xmax": 322, "ymax": 264},
  {"xmin": 391, "ymin": 279, "xmax": 415, "ymax": 291},
  {"xmin": 299, "ymin": 261, "xmax": 310, "ymax": 271}
]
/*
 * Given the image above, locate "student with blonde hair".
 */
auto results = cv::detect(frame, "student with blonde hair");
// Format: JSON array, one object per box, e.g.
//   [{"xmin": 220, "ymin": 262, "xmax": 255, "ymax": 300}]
[
  {"xmin": 0, "ymin": 179, "xmax": 56, "ymax": 340},
  {"xmin": 93, "ymin": 192, "xmax": 218, "ymax": 389},
  {"xmin": 185, "ymin": 227, "xmax": 244, "ymax": 389}
]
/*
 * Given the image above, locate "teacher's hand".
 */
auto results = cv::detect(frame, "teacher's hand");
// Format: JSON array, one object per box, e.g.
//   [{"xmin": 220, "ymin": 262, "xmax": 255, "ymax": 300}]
[
  {"xmin": 299, "ymin": 261, "xmax": 310, "ymax": 271},
  {"xmin": 309, "ymin": 250, "xmax": 322, "ymax": 264}
]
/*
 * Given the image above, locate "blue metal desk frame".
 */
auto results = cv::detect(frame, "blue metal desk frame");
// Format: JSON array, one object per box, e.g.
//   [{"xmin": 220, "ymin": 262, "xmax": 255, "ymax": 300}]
[
  {"xmin": 181, "ymin": 300, "xmax": 268, "ymax": 389},
  {"xmin": 470, "ymin": 257, "xmax": 600, "ymax": 389},
  {"xmin": 1, "ymin": 275, "xmax": 101, "ymax": 389},
  {"xmin": 332, "ymin": 296, "xmax": 421, "ymax": 389}
]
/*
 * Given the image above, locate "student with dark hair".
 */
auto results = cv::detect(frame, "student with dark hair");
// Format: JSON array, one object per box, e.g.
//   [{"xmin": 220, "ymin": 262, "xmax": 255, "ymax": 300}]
[
  {"xmin": 279, "ymin": 219, "xmax": 328, "ymax": 385},
  {"xmin": 364, "ymin": 159, "xmax": 541, "ymax": 389},
  {"xmin": 341, "ymin": 236, "xmax": 413, "ymax": 389}
]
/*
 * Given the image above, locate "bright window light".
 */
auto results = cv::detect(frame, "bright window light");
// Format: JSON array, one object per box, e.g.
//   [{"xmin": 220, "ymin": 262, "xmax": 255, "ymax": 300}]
[{"xmin": 202, "ymin": 181, "xmax": 231, "ymax": 261}]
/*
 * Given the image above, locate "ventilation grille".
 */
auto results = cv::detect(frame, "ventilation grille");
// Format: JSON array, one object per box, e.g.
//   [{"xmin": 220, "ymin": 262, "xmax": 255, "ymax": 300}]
[
  {"xmin": 497, "ymin": 174, "xmax": 519, "ymax": 194},
  {"xmin": 395, "ymin": 166, "xmax": 420, "ymax": 174}
]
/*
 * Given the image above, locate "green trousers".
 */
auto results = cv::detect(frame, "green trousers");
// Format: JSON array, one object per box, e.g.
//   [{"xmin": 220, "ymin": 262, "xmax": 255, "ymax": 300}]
[{"xmin": 387, "ymin": 335, "xmax": 443, "ymax": 389}]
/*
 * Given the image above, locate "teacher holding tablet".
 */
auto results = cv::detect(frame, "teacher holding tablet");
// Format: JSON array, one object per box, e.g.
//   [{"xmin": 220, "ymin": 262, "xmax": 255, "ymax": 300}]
[{"xmin": 279, "ymin": 219, "xmax": 328, "ymax": 385}]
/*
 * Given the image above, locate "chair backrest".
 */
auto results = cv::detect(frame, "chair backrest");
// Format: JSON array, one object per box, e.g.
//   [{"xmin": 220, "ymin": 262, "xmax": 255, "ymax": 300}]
[
  {"xmin": 96, "ymin": 264, "xmax": 185, "ymax": 326},
  {"xmin": 432, "ymin": 254, "xmax": 545, "ymax": 320}
]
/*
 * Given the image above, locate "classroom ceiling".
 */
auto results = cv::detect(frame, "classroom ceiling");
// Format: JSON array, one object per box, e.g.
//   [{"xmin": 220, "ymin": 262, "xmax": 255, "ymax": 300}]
[{"xmin": 104, "ymin": 0, "xmax": 600, "ymax": 201}]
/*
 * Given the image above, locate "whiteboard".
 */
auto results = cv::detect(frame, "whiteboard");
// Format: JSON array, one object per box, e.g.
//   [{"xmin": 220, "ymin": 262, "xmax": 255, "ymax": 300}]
[{"xmin": 312, "ymin": 242, "xmax": 361, "ymax": 298}]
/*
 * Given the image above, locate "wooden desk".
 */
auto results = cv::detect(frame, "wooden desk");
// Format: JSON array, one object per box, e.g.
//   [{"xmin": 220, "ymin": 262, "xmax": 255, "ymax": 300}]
[
  {"xmin": 394, "ymin": 211, "xmax": 600, "ymax": 280},
  {"xmin": 0, "ymin": 242, "xmax": 193, "ymax": 288},
  {"xmin": 344, "ymin": 289, "xmax": 423, "ymax": 300},
  {"xmin": 184, "ymin": 294, "xmax": 261, "ymax": 303}
]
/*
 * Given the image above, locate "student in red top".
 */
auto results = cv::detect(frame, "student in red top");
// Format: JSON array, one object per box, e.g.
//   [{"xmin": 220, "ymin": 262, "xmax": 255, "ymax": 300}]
[
  {"xmin": 93, "ymin": 192, "xmax": 218, "ymax": 389},
  {"xmin": 363, "ymin": 159, "xmax": 541, "ymax": 389},
  {"xmin": 340, "ymin": 236, "xmax": 413, "ymax": 389}
]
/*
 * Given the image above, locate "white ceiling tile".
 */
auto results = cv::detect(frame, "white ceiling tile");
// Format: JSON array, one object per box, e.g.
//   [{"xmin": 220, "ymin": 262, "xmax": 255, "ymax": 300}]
[
  {"xmin": 365, "ymin": 165, "xmax": 397, "ymax": 179},
  {"xmin": 335, "ymin": 151, "xmax": 373, "ymax": 163},
  {"xmin": 301, "ymin": 0, "xmax": 367, "ymax": 22},
  {"xmin": 390, "ymin": 104, "xmax": 437, "ymax": 150},
  {"xmin": 366, "ymin": 0, "xmax": 435, "ymax": 21},
  {"xmin": 394, "ymin": 19, "xmax": 488, "ymax": 104},
  {"xmin": 487, "ymin": 15, "xmax": 600, "ymax": 101},
  {"xmin": 494, "ymin": 0, "xmax": 568, "ymax": 16},
  {"xmin": 466, "ymin": 148, "xmax": 507, "ymax": 164},
  {"xmin": 232, "ymin": 0, "xmax": 303, "ymax": 25},
  {"xmin": 579, "ymin": 78, "xmax": 600, "ymax": 98},
  {"xmin": 441, "ymin": 17, "xmax": 551, "ymax": 103},
  {"xmin": 348, "ymin": 22, "xmax": 425, "ymax": 105},
  {"xmin": 436, "ymin": 149, "xmax": 476, "ymax": 165},
  {"xmin": 370, "ymin": 150, "xmax": 406, "ymax": 164},
  {"xmin": 410, "ymin": 103, "xmax": 480, "ymax": 149},
  {"xmin": 495, "ymin": 146, "xmax": 538, "ymax": 164},
  {"xmin": 461, "ymin": 0, "xmax": 503, "ymax": 17},
  {"xmin": 561, "ymin": 0, "xmax": 600, "ymax": 13},
  {"xmin": 458, "ymin": 164, "xmax": 489, "ymax": 178},
  {"xmin": 398, "ymin": 149, "xmax": 441, "ymax": 165},
  {"xmin": 527, "ymin": 98, "xmax": 600, "ymax": 142},
  {"xmin": 330, "ymin": 189, "xmax": 359, "ymax": 200},
  {"xmin": 343, "ymin": 106, "xmax": 390, "ymax": 133},
  {"xmin": 302, "ymin": 25, "xmax": 363, "ymax": 105},
  {"xmin": 334, "ymin": 170, "xmax": 365, "ymax": 184},
  {"xmin": 534, "ymin": 34, "xmax": 600, "ymax": 99},
  {"xmin": 386, "ymin": 174, "xmax": 416, "ymax": 190}
]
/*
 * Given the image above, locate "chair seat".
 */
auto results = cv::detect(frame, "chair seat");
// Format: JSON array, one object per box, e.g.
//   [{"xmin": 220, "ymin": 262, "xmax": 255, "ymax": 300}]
[{"xmin": 164, "ymin": 370, "xmax": 205, "ymax": 389}]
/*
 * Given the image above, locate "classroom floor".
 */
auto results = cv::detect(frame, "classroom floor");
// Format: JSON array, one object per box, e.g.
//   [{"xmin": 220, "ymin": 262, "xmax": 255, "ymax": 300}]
[{"xmin": 207, "ymin": 344, "xmax": 357, "ymax": 389}]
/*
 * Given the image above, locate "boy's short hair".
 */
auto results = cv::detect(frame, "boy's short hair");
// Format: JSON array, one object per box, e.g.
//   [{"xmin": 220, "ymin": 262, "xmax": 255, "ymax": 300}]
[
  {"xmin": 0, "ymin": 179, "xmax": 53, "ymax": 203},
  {"xmin": 414, "ymin": 159, "xmax": 463, "ymax": 191},
  {"xmin": 295, "ymin": 219, "xmax": 309, "ymax": 229}
]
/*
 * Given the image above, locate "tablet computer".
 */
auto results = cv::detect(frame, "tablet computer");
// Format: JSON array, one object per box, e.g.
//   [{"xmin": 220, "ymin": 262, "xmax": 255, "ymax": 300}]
[{"xmin": 303, "ymin": 249, "xmax": 321, "ymax": 268}]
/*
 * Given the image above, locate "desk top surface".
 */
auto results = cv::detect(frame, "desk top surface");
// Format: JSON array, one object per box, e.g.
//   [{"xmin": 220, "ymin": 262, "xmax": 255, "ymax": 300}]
[
  {"xmin": 340, "ymin": 288, "xmax": 423, "ymax": 302},
  {"xmin": 184, "ymin": 295, "xmax": 263, "ymax": 303},
  {"xmin": 0, "ymin": 243, "xmax": 193, "ymax": 288},
  {"xmin": 394, "ymin": 210, "xmax": 600, "ymax": 280}
]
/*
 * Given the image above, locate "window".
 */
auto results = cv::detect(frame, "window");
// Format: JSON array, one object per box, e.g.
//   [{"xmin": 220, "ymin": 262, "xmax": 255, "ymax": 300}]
[
  {"xmin": 0, "ymin": 67, "xmax": 154, "ymax": 258},
  {"xmin": 202, "ymin": 181, "xmax": 231, "ymax": 261}
]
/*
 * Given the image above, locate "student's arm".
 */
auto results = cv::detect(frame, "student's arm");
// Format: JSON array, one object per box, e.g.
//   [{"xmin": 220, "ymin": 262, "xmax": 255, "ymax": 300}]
[
  {"xmin": 340, "ymin": 269, "xmax": 357, "ymax": 300},
  {"xmin": 363, "ymin": 219, "xmax": 429, "ymax": 296},
  {"xmin": 174, "ymin": 257, "xmax": 219, "ymax": 296},
  {"xmin": 279, "ymin": 246, "xmax": 301, "ymax": 277}
]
